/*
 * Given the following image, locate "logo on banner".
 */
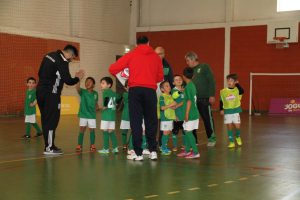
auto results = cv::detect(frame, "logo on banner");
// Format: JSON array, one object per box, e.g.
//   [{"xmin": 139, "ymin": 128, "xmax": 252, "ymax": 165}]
[{"xmin": 284, "ymin": 99, "xmax": 300, "ymax": 112}]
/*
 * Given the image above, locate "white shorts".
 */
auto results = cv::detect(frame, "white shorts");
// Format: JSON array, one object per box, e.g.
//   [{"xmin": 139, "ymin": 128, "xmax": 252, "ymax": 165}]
[
  {"xmin": 100, "ymin": 121, "xmax": 115, "ymax": 130},
  {"xmin": 120, "ymin": 120, "xmax": 130, "ymax": 130},
  {"xmin": 224, "ymin": 113, "xmax": 241, "ymax": 124},
  {"xmin": 80, "ymin": 118, "xmax": 96, "ymax": 129},
  {"xmin": 160, "ymin": 121, "xmax": 173, "ymax": 131},
  {"xmin": 183, "ymin": 119, "xmax": 199, "ymax": 131},
  {"xmin": 25, "ymin": 115, "xmax": 36, "ymax": 123}
]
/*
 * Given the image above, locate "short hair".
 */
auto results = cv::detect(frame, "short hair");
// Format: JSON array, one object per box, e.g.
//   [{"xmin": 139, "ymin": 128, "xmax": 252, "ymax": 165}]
[
  {"xmin": 183, "ymin": 67, "xmax": 194, "ymax": 79},
  {"xmin": 27, "ymin": 77, "xmax": 36, "ymax": 83},
  {"xmin": 86, "ymin": 77, "xmax": 95, "ymax": 85},
  {"xmin": 226, "ymin": 73, "xmax": 238, "ymax": 81},
  {"xmin": 63, "ymin": 44, "xmax": 78, "ymax": 57},
  {"xmin": 137, "ymin": 36, "xmax": 149, "ymax": 45},
  {"xmin": 159, "ymin": 80, "xmax": 169, "ymax": 90},
  {"xmin": 173, "ymin": 74, "xmax": 183, "ymax": 79},
  {"xmin": 185, "ymin": 51, "xmax": 199, "ymax": 61},
  {"xmin": 101, "ymin": 77, "xmax": 113, "ymax": 88}
]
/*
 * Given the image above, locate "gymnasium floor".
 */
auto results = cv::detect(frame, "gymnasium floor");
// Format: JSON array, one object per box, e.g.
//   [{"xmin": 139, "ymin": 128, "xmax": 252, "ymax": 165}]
[{"xmin": 0, "ymin": 113, "xmax": 300, "ymax": 200}]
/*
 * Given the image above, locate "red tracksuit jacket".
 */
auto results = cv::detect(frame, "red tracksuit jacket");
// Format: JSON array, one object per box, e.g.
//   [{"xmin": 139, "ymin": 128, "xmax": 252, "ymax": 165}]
[{"xmin": 109, "ymin": 44, "xmax": 164, "ymax": 90}]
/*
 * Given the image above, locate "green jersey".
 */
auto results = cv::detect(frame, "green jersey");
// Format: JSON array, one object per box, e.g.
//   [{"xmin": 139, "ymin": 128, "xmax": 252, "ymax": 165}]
[
  {"xmin": 159, "ymin": 93, "xmax": 176, "ymax": 121},
  {"xmin": 183, "ymin": 82, "xmax": 199, "ymax": 121},
  {"xmin": 102, "ymin": 89, "xmax": 117, "ymax": 121},
  {"xmin": 220, "ymin": 87, "xmax": 242, "ymax": 114},
  {"xmin": 121, "ymin": 92, "xmax": 129, "ymax": 121},
  {"xmin": 78, "ymin": 88, "xmax": 98, "ymax": 119},
  {"xmin": 24, "ymin": 89, "xmax": 36, "ymax": 115},
  {"xmin": 171, "ymin": 87, "xmax": 185, "ymax": 121}
]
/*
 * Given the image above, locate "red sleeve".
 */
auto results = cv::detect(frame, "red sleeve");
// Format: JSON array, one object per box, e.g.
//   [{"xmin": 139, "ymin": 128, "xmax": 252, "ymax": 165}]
[
  {"xmin": 109, "ymin": 53, "xmax": 132, "ymax": 76},
  {"xmin": 156, "ymin": 58, "xmax": 164, "ymax": 83}
]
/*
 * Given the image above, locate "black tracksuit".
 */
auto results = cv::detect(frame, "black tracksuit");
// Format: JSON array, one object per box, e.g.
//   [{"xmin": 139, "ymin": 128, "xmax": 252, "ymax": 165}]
[{"xmin": 36, "ymin": 50, "xmax": 79, "ymax": 150}]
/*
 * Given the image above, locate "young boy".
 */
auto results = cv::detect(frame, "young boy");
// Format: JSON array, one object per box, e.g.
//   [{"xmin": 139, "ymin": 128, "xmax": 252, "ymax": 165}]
[
  {"xmin": 220, "ymin": 74, "xmax": 244, "ymax": 148},
  {"xmin": 98, "ymin": 77, "xmax": 119, "ymax": 154},
  {"xmin": 171, "ymin": 75, "xmax": 185, "ymax": 152},
  {"xmin": 159, "ymin": 81, "xmax": 177, "ymax": 155},
  {"xmin": 23, "ymin": 77, "xmax": 42, "ymax": 139},
  {"xmin": 177, "ymin": 67, "xmax": 200, "ymax": 159},
  {"xmin": 75, "ymin": 77, "xmax": 99, "ymax": 152}
]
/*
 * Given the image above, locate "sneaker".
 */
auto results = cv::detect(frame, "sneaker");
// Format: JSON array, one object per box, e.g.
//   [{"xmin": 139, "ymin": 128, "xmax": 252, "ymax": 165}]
[
  {"xmin": 236, "ymin": 137, "xmax": 242, "ymax": 146},
  {"xmin": 76, "ymin": 145, "xmax": 82, "ymax": 152},
  {"xmin": 161, "ymin": 149, "xmax": 171, "ymax": 156},
  {"xmin": 90, "ymin": 144, "xmax": 96, "ymax": 152},
  {"xmin": 127, "ymin": 153, "xmax": 143, "ymax": 161},
  {"xmin": 142, "ymin": 149, "xmax": 150, "ymax": 155},
  {"xmin": 149, "ymin": 152, "xmax": 158, "ymax": 160},
  {"xmin": 35, "ymin": 133, "xmax": 43, "ymax": 137},
  {"xmin": 207, "ymin": 141, "xmax": 216, "ymax": 147},
  {"xmin": 122, "ymin": 145, "xmax": 127, "ymax": 150},
  {"xmin": 177, "ymin": 150, "xmax": 189, "ymax": 157},
  {"xmin": 112, "ymin": 147, "xmax": 119, "ymax": 153},
  {"xmin": 98, "ymin": 149, "xmax": 109, "ymax": 154},
  {"xmin": 127, "ymin": 149, "xmax": 135, "ymax": 155},
  {"xmin": 43, "ymin": 146, "xmax": 63, "ymax": 155},
  {"xmin": 22, "ymin": 135, "xmax": 31, "ymax": 139},
  {"xmin": 228, "ymin": 142, "xmax": 235, "ymax": 148},
  {"xmin": 185, "ymin": 153, "xmax": 200, "ymax": 159},
  {"xmin": 159, "ymin": 146, "xmax": 163, "ymax": 152},
  {"xmin": 172, "ymin": 147, "xmax": 178, "ymax": 152}
]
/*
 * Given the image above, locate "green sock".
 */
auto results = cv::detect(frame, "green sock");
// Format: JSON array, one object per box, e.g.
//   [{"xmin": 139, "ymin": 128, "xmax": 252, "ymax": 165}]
[
  {"xmin": 186, "ymin": 131, "xmax": 199, "ymax": 154},
  {"xmin": 121, "ymin": 129, "xmax": 128, "ymax": 146},
  {"xmin": 103, "ymin": 131, "xmax": 109, "ymax": 149},
  {"xmin": 109, "ymin": 131, "xmax": 118, "ymax": 148},
  {"xmin": 78, "ymin": 132, "xmax": 84, "ymax": 145},
  {"xmin": 172, "ymin": 134, "xmax": 177, "ymax": 147},
  {"xmin": 182, "ymin": 134, "xmax": 187, "ymax": 147},
  {"xmin": 128, "ymin": 134, "xmax": 133, "ymax": 150},
  {"xmin": 184, "ymin": 132, "xmax": 191, "ymax": 152},
  {"xmin": 236, "ymin": 129, "xmax": 241, "ymax": 137},
  {"xmin": 25, "ymin": 123, "xmax": 31, "ymax": 136},
  {"xmin": 227, "ymin": 130, "xmax": 234, "ymax": 142},
  {"xmin": 161, "ymin": 135, "xmax": 169, "ymax": 150},
  {"xmin": 142, "ymin": 135, "xmax": 147, "ymax": 150},
  {"xmin": 32, "ymin": 123, "xmax": 42, "ymax": 133},
  {"xmin": 90, "ymin": 130, "xmax": 95, "ymax": 145}
]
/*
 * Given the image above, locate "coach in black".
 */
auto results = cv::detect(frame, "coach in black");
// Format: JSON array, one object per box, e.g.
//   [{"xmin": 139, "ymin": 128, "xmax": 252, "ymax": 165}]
[{"xmin": 37, "ymin": 45, "xmax": 84, "ymax": 155}]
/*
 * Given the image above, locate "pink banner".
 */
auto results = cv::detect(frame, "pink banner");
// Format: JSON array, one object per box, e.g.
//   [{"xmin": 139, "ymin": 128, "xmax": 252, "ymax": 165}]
[{"xmin": 269, "ymin": 98, "xmax": 300, "ymax": 115}]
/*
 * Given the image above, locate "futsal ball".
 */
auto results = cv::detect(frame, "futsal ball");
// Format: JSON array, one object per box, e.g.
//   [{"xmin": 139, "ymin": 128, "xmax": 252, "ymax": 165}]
[{"xmin": 120, "ymin": 68, "xmax": 129, "ymax": 79}]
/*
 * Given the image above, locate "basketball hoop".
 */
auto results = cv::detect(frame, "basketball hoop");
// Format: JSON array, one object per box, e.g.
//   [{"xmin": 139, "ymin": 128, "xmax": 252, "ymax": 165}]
[{"xmin": 273, "ymin": 37, "xmax": 289, "ymax": 49}]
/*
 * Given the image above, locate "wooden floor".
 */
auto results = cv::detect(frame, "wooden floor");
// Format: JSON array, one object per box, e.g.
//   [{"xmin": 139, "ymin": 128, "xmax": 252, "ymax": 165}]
[{"xmin": 0, "ymin": 113, "xmax": 300, "ymax": 200}]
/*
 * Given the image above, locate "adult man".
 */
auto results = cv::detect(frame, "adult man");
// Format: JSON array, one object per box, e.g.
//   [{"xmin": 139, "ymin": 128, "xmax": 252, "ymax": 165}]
[
  {"xmin": 155, "ymin": 47, "xmax": 174, "ymax": 87},
  {"xmin": 109, "ymin": 36, "xmax": 163, "ymax": 161},
  {"xmin": 37, "ymin": 45, "xmax": 84, "ymax": 155},
  {"xmin": 185, "ymin": 51, "xmax": 217, "ymax": 147}
]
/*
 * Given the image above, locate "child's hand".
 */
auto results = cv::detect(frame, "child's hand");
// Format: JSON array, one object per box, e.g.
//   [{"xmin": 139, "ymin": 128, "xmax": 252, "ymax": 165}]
[{"xmin": 220, "ymin": 110, "xmax": 224, "ymax": 115}]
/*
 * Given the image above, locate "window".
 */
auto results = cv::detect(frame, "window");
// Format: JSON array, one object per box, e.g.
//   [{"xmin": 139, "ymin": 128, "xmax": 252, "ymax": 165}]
[{"xmin": 277, "ymin": 0, "xmax": 300, "ymax": 12}]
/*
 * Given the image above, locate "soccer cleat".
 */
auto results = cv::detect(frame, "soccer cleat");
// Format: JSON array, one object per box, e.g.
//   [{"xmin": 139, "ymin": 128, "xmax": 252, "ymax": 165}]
[
  {"xmin": 236, "ymin": 137, "xmax": 242, "ymax": 146},
  {"xmin": 142, "ymin": 149, "xmax": 150, "ymax": 155},
  {"xmin": 76, "ymin": 145, "xmax": 82, "ymax": 152},
  {"xmin": 98, "ymin": 149, "xmax": 109, "ymax": 154},
  {"xmin": 161, "ymin": 149, "xmax": 172, "ymax": 156},
  {"xmin": 228, "ymin": 142, "xmax": 235, "ymax": 148},
  {"xmin": 43, "ymin": 146, "xmax": 63, "ymax": 155},
  {"xmin": 22, "ymin": 135, "xmax": 31, "ymax": 139},
  {"xmin": 185, "ymin": 153, "xmax": 200, "ymax": 159},
  {"xmin": 127, "ymin": 153, "xmax": 143, "ymax": 161},
  {"xmin": 112, "ymin": 147, "xmax": 119, "ymax": 153},
  {"xmin": 149, "ymin": 152, "xmax": 158, "ymax": 160},
  {"xmin": 90, "ymin": 144, "xmax": 96, "ymax": 152},
  {"xmin": 172, "ymin": 147, "xmax": 178, "ymax": 152}
]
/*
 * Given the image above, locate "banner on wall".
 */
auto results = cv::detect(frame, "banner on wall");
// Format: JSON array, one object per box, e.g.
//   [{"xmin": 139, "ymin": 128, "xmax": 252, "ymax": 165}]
[
  {"xmin": 36, "ymin": 96, "xmax": 79, "ymax": 116},
  {"xmin": 269, "ymin": 98, "xmax": 300, "ymax": 115}
]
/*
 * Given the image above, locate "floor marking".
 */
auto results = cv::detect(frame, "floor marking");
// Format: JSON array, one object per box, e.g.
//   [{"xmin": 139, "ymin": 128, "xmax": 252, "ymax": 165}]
[
  {"xmin": 208, "ymin": 184, "xmax": 218, "ymax": 187},
  {"xmin": 188, "ymin": 187, "xmax": 200, "ymax": 191},
  {"xmin": 224, "ymin": 181, "xmax": 235, "ymax": 184},
  {"xmin": 144, "ymin": 195, "xmax": 159, "ymax": 199},
  {"xmin": 238, "ymin": 177, "xmax": 248, "ymax": 181},
  {"xmin": 167, "ymin": 191, "xmax": 180, "ymax": 195}
]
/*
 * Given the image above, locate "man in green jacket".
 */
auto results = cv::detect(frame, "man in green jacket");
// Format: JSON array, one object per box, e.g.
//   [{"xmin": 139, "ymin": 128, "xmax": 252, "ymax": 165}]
[{"xmin": 185, "ymin": 51, "xmax": 217, "ymax": 147}]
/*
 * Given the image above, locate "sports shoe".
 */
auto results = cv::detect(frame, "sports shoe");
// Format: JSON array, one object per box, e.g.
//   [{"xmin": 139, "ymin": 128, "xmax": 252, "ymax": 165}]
[
  {"xmin": 228, "ymin": 142, "xmax": 235, "ymax": 148},
  {"xmin": 43, "ymin": 146, "xmax": 63, "ymax": 155},
  {"xmin": 90, "ymin": 144, "xmax": 96, "ymax": 152},
  {"xmin": 122, "ymin": 145, "xmax": 127, "ymax": 150},
  {"xmin": 127, "ymin": 149, "xmax": 135, "ymax": 155},
  {"xmin": 149, "ymin": 152, "xmax": 158, "ymax": 160},
  {"xmin": 112, "ymin": 147, "xmax": 119, "ymax": 153},
  {"xmin": 76, "ymin": 145, "xmax": 82, "ymax": 152},
  {"xmin": 127, "ymin": 153, "xmax": 143, "ymax": 161},
  {"xmin": 98, "ymin": 149, "xmax": 109, "ymax": 154},
  {"xmin": 185, "ymin": 153, "xmax": 200, "ymax": 159},
  {"xmin": 142, "ymin": 149, "xmax": 150, "ymax": 155},
  {"xmin": 177, "ymin": 150, "xmax": 189, "ymax": 157},
  {"xmin": 172, "ymin": 147, "xmax": 178, "ymax": 152},
  {"xmin": 161, "ymin": 149, "xmax": 171, "ymax": 156},
  {"xmin": 22, "ymin": 135, "xmax": 31, "ymax": 139},
  {"xmin": 207, "ymin": 141, "xmax": 216, "ymax": 147},
  {"xmin": 236, "ymin": 137, "xmax": 242, "ymax": 146}
]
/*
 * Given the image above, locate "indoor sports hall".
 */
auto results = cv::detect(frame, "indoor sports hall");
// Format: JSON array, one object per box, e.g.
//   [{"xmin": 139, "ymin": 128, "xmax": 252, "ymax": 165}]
[{"xmin": 0, "ymin": 1, "xmax": 300, "ymax": 200}]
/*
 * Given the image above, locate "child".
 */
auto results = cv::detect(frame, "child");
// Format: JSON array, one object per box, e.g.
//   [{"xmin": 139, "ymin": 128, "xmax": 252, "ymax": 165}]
[
  {"xmin": 177, "ymin": 67, "xmax": 200, "ymax": 159},
  {"xmin": 171, "ymin": 75, "xmax": 185, "ymax": 152},
  {"xmin": 75, "ymin": 77, "xmax": 99, "ymax": 152},
  {"xmin": 159, "ymin": 81, "xmax": 177, "ymax": 155},
  {"xmin": 23, "ymin": 77, "xmax": 42, "ymax": 139},
  {"xmin": 98, "ymin": 77, "xmax": 119, "ymax": 154},
  {"xmin": 220, "ymin": 74, "xmax": 244, "ymax": 148},
  {"xmin": 120, "ymin": 81, "xmax": 130, "ymax": 150}
]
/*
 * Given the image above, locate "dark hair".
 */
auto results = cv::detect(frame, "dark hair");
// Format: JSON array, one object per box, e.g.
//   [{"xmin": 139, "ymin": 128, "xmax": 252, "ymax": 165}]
[
  {"xmin": 137, "ymin": 36, "xmax": 149, "ymax": 45},
  {"xmin": 173, "ymin": 74, "xmax": 183, "ymax": 80},
  {"xmin": 183, "ymin": 67, "xmax": 194, "ymax": 79},
  {"xmin": 63, "ymin": 44, "xmax": 78, "ymax": 57},
  {"xmin": 159, "ymin": 80, "xmax": 169, "ymax": 90},
  {"xmin": 27, "ymin": 77, "xmax": 36, "ymax": 83},
  {"xmin": 226, "ymin": 73, "xmax": 238, "ymax": 81},
  {"xmin": 86, "ymin": 77, "xmax": 95, "ymax": 85},
  {"xmin": 101, "ymin": 77, "xmax": 113, "ymax": 88}
]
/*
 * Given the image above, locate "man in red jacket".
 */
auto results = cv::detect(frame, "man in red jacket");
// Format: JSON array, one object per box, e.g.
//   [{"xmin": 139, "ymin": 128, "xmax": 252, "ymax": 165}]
[{"xmin": 109, "ymin": 36, "xmax": 163, "ymax": 161}]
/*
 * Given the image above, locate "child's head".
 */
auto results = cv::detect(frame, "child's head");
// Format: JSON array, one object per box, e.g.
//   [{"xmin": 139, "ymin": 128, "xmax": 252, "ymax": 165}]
[
  {"xmin": 183, "ymin": 67, "xmax": 194, "ymax": 81},
  {"xmin": 160, "ymin": 81, "xmax": 171, "ymax": 94},
  {"xmin": 85, "ymin": 77, "xmax": 95, "ymax": 90},
  {"xmin": 26, "ymin": 77, "xmax": 37, "ymax": 90},
  {"xmin": 226, "ymin": 74, "xmax": 238, "ymax": 88},
  {"xmin": 100, "ymin": 77, "xmax": 113, "ymax": 90},
  {"xmin": 173, "ymin": 75, "xmax": 183, "ymax": 87}
]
